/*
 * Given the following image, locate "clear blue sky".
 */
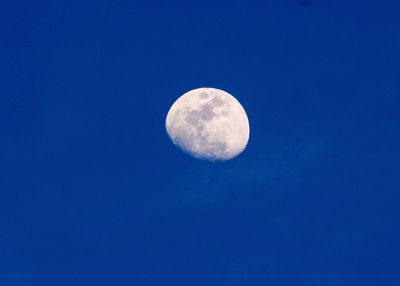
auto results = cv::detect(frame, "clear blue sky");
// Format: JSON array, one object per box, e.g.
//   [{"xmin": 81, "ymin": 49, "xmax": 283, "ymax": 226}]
[{"xmin": 1, "ymin": 0, "xmax": 399, "ymax": 285}]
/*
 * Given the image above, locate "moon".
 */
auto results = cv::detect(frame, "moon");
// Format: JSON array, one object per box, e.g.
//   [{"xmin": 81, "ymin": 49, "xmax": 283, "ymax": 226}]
[{"xmin": 165, "ymin": 87, "xmax": 250, "ymax": 161}]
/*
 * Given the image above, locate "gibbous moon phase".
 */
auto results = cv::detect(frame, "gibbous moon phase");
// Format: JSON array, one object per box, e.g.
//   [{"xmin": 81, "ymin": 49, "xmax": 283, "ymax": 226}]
[{"xmin": 165, "ymin": 87, "xmax": 250, "ymax": 161}]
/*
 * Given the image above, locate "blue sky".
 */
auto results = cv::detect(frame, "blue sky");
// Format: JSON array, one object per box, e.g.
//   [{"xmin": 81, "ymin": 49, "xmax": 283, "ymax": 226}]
[{"xmin": 1, "ymin": 0, "xmax": 400, "ymax": 285}]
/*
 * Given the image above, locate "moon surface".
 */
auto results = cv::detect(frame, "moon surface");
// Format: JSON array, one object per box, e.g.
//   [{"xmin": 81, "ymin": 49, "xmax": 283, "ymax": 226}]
[{"xmin": 165, "ymin": 87, "xmax": 250, "ymax": 161}]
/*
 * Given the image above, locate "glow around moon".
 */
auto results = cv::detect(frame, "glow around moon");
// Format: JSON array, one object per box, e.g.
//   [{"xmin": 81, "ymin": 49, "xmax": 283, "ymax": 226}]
[{"xmin": 165, "ymin": 87, "xmax": 250, "ymax": 161}]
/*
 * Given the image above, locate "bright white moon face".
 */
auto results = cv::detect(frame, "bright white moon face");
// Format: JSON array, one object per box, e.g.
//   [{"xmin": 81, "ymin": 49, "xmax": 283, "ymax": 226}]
[{"xmin": 165, "ymin": 87, "xmax": 250, "ymax": 161}]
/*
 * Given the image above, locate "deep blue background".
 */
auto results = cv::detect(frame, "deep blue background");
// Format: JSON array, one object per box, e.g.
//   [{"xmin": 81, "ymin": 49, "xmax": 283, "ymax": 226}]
[{"xmin": 1, "ymin": 0, "xmax": 400, "ymax": 285}]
